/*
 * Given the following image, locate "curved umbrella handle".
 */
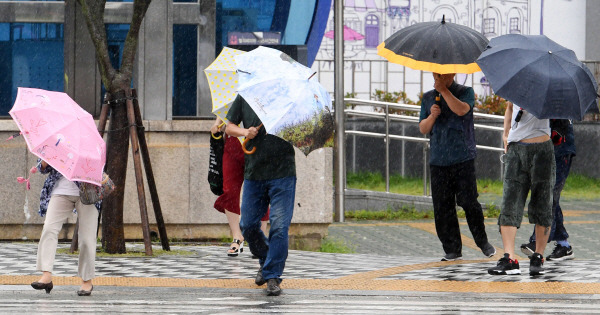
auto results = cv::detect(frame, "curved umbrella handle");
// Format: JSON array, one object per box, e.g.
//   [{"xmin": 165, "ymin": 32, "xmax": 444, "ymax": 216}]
[
  {"xmin": 210, "ymin": 121, "xmax": 226, "ymax": 140},
  {"xmin": 242, "ymin": 124, "xmax": 263, "ymax": 155}
]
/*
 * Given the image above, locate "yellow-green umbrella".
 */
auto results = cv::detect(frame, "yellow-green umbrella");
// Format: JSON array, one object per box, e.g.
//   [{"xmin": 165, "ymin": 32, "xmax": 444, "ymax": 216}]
[{"xmin": 204, "ymin": 47, "xmax": 245, "ymax": 121}]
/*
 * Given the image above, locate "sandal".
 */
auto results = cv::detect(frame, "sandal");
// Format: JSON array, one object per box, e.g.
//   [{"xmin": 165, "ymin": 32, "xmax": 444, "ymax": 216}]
[{"xmin": 228, "ymin": 239, "xmax": 244, "ymax": 257}]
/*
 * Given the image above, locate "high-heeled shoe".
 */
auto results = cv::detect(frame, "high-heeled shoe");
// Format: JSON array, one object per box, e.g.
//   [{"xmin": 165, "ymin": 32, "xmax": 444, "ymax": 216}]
[
  {"xmin": 77, "ymin": 285, "xmax": 93, "ymax": 296},
  {"xmin": 227, "ymin": 239, "xmax": 244, "ymax": 257},
  {"xmin": 31, "ymin": 281, "xmax": 53, "ymax": 294}
]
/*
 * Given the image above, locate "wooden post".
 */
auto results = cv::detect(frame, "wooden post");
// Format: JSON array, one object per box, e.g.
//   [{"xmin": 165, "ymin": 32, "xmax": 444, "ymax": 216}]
[
  {"xmin": 132, "ymin": 89, "xmax": 170, "ymax": 251},
  {"xmin": 70, "ymin": 96, "xmax": 111, "ymax": 254},
  {"xmin": 125, "ymin": 89, "xmax": 153, "ymax": 256}
]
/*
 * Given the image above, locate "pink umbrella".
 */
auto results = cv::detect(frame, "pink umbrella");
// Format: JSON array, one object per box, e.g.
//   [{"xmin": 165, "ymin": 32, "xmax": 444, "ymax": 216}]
[
  {"xmin": 324, "ymin": 25, "xmax": 365, "ymax": 41},
  {"xmin": 9, "ymin": 87, "xmax": 106, "ymax": 186}
]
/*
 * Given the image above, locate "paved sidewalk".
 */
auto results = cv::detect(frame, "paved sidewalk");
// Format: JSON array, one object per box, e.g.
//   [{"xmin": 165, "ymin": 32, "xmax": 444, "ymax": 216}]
[{"xmin": 0, "ymin": 197, "xmax": 598, "ymax": 313}]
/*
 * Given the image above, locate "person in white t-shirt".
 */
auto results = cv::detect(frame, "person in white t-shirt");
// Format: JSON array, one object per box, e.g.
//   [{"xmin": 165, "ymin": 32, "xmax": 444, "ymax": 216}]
[
  {"xmin": 30, "ymin": 159, "xmax": 99, "ymax": 296},
  {"xmin": 487, "ymin": 103, "xmax": 555, "ymax": 276}
]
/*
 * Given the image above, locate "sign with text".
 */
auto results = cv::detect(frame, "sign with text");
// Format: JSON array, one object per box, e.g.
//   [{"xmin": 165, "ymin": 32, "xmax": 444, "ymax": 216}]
[{"xmin": 228, "ymin": 32, "xmax": 281, "ymax": 45}]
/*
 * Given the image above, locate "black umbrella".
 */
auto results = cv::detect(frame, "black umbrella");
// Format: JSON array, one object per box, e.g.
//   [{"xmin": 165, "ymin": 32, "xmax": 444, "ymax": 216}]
[
  {"xmin": 476, "ymin": 34, "xmax": 599, "ymax": 120},
  {"xmin": 377, "ymin": 15, "xmax": 488, "ymax": 74}
]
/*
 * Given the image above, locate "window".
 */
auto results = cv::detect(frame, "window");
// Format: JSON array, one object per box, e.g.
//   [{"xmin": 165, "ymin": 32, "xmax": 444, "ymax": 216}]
[
  {"xmin": 483, "ymin": 18, "xmax": 495, "ymax": 35},
  {"xmin": 173, "ymin": 24, "xmax": 198, "ymax": 116},
  {"xmin": 509, "ymin": 17, "xmax": 520, "ymax": 34},
  {"xmin": 0, "ymin": 23, "xmax": 64, "ymax": 116},
  {"xmin": 100, "ymin": 24, "xmax": 130, "ymax": 101},
  {"xmin": 215, "ymin": 0, "xmax": 278, "ymax": 54}
]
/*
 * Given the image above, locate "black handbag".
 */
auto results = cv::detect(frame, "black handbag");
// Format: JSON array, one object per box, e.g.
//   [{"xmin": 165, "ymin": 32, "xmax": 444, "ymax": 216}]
[{"xmin": 208, "ymin": 132, "xmax": 225, "ymax": 196}]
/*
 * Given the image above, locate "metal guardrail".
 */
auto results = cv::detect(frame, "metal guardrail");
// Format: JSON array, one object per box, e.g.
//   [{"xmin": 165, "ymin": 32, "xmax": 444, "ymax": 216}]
[{"xmin": 343, "ymin": 98, "xmax": 505, "ymax": 197}]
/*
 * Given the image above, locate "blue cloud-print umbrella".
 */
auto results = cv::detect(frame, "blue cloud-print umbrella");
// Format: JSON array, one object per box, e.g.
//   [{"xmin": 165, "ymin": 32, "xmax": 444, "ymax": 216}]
[
  {"xmin": 235, "ymin": 46, "xmax": 334, "ymax": 156},
  {"xmin": 476, "ymin": 34, "xmax": 599, "ymax": 120}
]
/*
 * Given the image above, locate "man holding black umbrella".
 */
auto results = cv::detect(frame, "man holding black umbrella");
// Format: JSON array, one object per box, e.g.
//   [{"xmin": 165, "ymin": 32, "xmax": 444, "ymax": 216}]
[{"xmin": 419, "ymin": 72, "xmax": 496, "ymax": 262}]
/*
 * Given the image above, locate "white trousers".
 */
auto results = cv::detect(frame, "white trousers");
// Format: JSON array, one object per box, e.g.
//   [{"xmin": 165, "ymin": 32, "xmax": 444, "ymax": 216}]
[{"xmin": 36, "ymin": 195, "xmax": 98, "ymax": 281}]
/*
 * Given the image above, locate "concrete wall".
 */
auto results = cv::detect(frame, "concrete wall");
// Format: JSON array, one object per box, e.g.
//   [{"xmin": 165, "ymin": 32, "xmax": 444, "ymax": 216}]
[
  {"xmin": 586, "ymin": 0, "xmax": 600, "ymax": 61},
  {"xmin": 0, "ymin": 119, "xmax": 333, "ymax": 244}
]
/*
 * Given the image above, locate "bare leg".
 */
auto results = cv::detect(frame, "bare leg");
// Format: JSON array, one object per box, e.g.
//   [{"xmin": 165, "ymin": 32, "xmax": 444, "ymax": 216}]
[
  {"xmin": 81, "ymin": 279, "xmax": 93, "ymax": 291},
  {"xmin": 500, "ymin": 225, "xmax": 517, "ymax": 259},
  {"xmin": 534, "ymin": 224, "xmax": 550, "ymax": 255},
  {"xmin": 261, "ymin": 220, "xmax": 268, "ymax": 236},
  {"xmin": 38, "ymin": 271, "xmax": 52, "ymax": 283},
  {"xmin": 225, "ymin": 210, "xmax": 243, "ymax": 253}
]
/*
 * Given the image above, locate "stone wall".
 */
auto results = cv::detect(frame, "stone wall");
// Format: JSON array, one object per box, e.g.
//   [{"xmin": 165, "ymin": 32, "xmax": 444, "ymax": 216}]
[{"xmin": 0, "ymin": 119, "xmax": 333, "ymax": 245}]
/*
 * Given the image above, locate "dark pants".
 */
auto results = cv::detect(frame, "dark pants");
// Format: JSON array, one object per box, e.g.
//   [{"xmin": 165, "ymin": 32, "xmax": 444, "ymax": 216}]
[
  {"xmin": 240, "ymin": 176, "xmax": 296, "ymax": 282},
  {"xmin": 431, "ymin": 159, "xmax": 489, "ymax": 255},
  {"xmin": 529, "ymin": 154, "xmax": 573, "ymax": 243}
]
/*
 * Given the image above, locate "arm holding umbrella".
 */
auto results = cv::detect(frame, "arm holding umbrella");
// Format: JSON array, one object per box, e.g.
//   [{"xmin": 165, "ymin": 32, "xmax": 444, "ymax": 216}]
[
  {"xmin": 225, "ymin": 122, "xmax": 260, "ymax": 154},
  {"xmin": 419, "ymin": 101, "xmax": 441, "ymax": 135},
  {"xmin": 210, "ymin": 117, "xmax": 226, "ymax": 140},
  {"xmin": 39, "ymin": 160, "xmax": 49, "ymax": 173}
]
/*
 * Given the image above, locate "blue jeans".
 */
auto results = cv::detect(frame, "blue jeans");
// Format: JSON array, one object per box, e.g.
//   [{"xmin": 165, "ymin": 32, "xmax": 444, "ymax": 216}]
[
  {"xmin": 240, "ymin": 176, "xmax": 296, "ymax": 282},
  {"xmin": 530, "ymin": 154, "xmax": 573, "ymax": 243}
]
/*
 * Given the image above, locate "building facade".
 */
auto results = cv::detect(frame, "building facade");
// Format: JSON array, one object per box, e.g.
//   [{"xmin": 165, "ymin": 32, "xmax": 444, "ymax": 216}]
[{"xmin": 0, "ymin": 0, "xmax": 334, "ymax": 244}]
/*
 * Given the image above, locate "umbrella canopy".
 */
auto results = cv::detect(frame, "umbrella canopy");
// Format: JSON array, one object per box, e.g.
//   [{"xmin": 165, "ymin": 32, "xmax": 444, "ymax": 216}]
[
  {"xmin": 324, "ymin": 25, "xmax": 365, "ymax": 41},
  {"xmin": 204, "ymin": 47, "xmax": 245, "ymax": 121},
  {"xmin": 235, "ymin": 46, "xmax": 334, "ymax": 156},
  {"xmin": 9, "ymin": 88, "xmax": 106, "ymax": 185},
  {"xmin": 377, "ymin": 15, "xmax": 488, "ymax": 74},
  {"xmin": 476, "ymin": 34, "xmax": 599, "ymax": 120}
]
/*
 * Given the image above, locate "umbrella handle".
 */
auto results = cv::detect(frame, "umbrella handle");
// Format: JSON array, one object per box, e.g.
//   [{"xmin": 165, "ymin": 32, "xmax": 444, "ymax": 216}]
[
  {"xmin": 242, "ymin": 124, "xmax": 263, "ymax": 155},
  {"xmin": 210, "ymin": 121, "xmax": 226, "ymax": 140}
]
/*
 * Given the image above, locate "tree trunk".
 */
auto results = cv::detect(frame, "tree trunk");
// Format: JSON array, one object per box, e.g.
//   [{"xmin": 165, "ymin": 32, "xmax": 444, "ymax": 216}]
[
  {"xmin": 76, "ymin": 0, "xmax": 152, "ymax": 253},
  {"xmin": 101, "ymin": 91, "xmax": 130, "ymax": 253}
]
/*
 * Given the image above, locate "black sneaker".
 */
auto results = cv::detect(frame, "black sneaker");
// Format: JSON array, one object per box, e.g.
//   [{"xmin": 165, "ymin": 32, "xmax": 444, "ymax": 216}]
[
  {"xmin": 255, "ymin": 266, "xmax": 266, "ymax": 286},
  {"xmin": 520, "ymin": 241, "xmax": 536, "ymax": 258},
  {"xmin": 529, "ymin": 253, "xmax": 545, "ymax": 276},
  {"xmin": 266, "ymin": 279, "xmax": 281, "ymax": 296},
  {"xmin": 441, "ymin": 253, "xmax": 462, "ymax": 261},
  {"xmin": 546, "ymin": 244, "xmax": 574, "ymax": 261},
  {"xmin": 488, "ymin": 253, "xmax": 521, "ymax": 275},
  {"xmin": 481, "ymin": 242, "xmax": 496, "ymax": 258}
]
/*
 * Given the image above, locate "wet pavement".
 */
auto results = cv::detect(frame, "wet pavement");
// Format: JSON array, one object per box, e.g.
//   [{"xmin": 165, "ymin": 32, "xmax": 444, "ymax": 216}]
[{"xmin": 1, "ymin": 196, "xmax": 599, "ymax": 314}]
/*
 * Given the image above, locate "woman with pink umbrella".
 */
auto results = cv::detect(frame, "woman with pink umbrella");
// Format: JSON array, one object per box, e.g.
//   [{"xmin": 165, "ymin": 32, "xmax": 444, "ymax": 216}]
[
  {"xmin": 10, "ymin": 88, "xmax": 107, "ymax": 296},
  {"xmin": 30, "ymin": 159, "xmax": 101, "ymax": 296}
]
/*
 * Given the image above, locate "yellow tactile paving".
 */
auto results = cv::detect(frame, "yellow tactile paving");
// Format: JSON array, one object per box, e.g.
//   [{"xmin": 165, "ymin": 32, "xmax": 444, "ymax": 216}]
[{"xmin": 5, "ymin": 274, "xmax": 600, "ymax": 295}]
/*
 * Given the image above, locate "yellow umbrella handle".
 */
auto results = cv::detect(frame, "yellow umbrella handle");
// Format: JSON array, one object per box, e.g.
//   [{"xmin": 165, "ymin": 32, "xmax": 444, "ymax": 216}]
[
  {"xmin": 242, "ymin": 124, "xmax": 263, "ymax": 155},
  {"xmin": 211, "ymin": 121, "xmax": 226, "ymax": 140}
]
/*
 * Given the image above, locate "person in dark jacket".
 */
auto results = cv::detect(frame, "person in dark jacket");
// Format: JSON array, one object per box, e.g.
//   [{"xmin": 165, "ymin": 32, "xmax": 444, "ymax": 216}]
[
  {"xmin": 419, "ymin": 72, "xmax": 495, "ymax": 261},
  {"xmin": 225, "ymin": 95, "xmax": 297, "ymax": 296}
]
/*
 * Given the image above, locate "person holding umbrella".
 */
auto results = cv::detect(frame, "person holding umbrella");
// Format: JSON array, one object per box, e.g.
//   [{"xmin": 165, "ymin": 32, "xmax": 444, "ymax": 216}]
[
  {"xmin": 487, "ymin": 103, "xmax": 555, "ymax": 276},
  {"xmin": 209, "ymin": 116, "xmax": 269, "ymax": 257},
  {"xmin": 476, "ymin": 34, "xmax": 599, "ymax": 275},
  {"xmin": 225, "ymin": 94, "xmax": 296, "ymax": 296},
  {"xmin": 30, "ymin": 159, "xmax": 100, "ymax": 296},
  {"xmin": 378, "ymin": 16, "xmax": 496, "ymax": 261},
  {"xmin": 419, "ymin": 73, "xmax": 496, "ymax": 261},
  {"xmin": 520, "ymin": 119, "xmax": 576, "ymax": 261},
  {"xmin": 9, "ymin": 88, "xmax": 107, "ymax": 295}
]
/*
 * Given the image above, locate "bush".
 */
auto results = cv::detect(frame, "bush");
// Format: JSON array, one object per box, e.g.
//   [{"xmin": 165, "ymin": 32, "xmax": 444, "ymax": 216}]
[
  {"xmin": 371, "ymin": 89, "xmax": 422, "ymax": 116},
  {"xmin": 474, "ymin": 94, "xmax": 508, "ymax": 115}
]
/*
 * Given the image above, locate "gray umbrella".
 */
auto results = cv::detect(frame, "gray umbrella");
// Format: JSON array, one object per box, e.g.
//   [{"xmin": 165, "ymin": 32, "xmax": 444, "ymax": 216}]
[{"xmin": 476, "ymin": 34, "xmax": 599, "ymax": 120}]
